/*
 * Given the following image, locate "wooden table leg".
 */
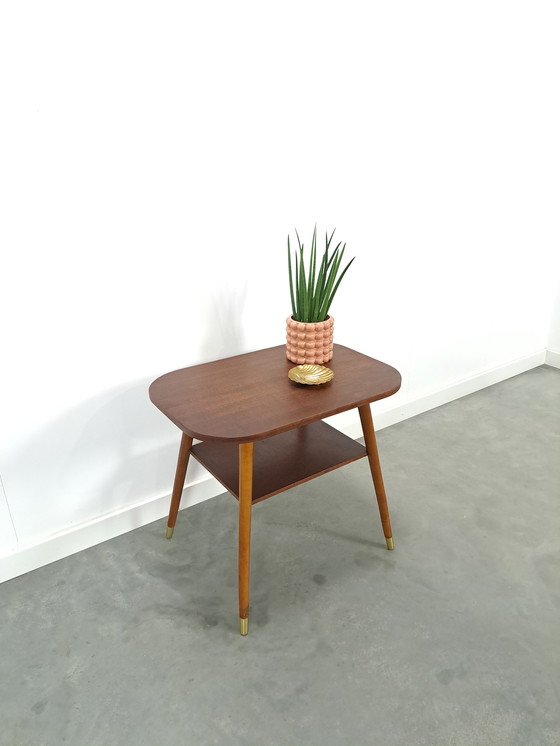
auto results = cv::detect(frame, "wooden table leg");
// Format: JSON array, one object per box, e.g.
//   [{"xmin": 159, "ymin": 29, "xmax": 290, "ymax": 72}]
[
  {"xmin": 238, "ymin": 442, "xmax": 254, "ymax": 635},
  {"xmin": 358, "ymin": 404, "xmax": 394, "ymax": 550},
  {"xmin": 166, "ymin": 433, "xmax": 193, "ymax": 539}
]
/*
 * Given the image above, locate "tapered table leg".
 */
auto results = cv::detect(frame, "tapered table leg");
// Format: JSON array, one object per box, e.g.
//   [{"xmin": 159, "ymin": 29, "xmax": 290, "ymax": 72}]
[
  {"xmin": 238, "ymin": 442, "xmax": 254, "ymax": 635},
  {"xmin": 166, "ymin": 433, "xmax": 193, "ymax": 539},
  {"xmin": 358, "ymin": 404, "xmax": 394, "ymax": 550}
]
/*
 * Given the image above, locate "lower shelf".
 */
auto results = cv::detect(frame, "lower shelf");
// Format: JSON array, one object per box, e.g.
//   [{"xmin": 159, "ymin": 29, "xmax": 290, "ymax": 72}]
[{"xmin": 190, "ymin": 420, "xmax": 367, "ymax": 504}]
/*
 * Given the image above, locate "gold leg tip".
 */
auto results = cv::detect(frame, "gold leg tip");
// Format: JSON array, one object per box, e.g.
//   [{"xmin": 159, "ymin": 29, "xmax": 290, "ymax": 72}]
[
  {"xmin": 386, "ymin": 537, "xmax": 394, "ymax": 550},
  {"xmin": 166, "ymin": 526, "xmax": 174, "ymax": 539},
  {"xmin": 239, "ymin": 618, "xmax": 249, "ymax": 636}
]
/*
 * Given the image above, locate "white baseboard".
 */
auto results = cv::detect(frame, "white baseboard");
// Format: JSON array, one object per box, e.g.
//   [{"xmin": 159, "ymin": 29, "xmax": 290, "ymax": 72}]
[
  {"xmin": 0, "ymin": 476, "xmax": 221, "ymax": 585},
  {"xmin": 545, "ymin": 348, "xmax": 560, "ymax": 368},
  {"xmin": 345, "ymin": 347, "xmax": 548, "ymax": 439},
  {"xmin": 0, "ymin": 347, "xmax": 550, "ymax": 584}
]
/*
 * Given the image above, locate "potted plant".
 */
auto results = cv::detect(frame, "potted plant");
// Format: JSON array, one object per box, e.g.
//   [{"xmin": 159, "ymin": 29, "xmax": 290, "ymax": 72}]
[{"xmin": 286, "ymin": 226, "xmax": 355, "ymax": 364}]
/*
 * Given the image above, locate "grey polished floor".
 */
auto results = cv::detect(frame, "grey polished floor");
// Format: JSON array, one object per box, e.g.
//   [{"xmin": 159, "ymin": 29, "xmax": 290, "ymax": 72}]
[{"xmin": 1, "ymin": 365, "xmax": 559, "ymax": 746}]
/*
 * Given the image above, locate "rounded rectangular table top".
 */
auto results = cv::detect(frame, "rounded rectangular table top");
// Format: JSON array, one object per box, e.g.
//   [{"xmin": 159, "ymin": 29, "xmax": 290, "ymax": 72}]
[{"xmin": 149, "ymin": 344, "xmax": 401, "ymax": 443}]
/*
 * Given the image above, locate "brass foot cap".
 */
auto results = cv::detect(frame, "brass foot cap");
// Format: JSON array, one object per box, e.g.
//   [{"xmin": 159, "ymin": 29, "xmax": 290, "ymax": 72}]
[
  {"xmin": 166, "ymin": 526, "xmax": 174, "ymax": 539},
  {"xmin": 386, "ymin": 537, "xmax": 394, "ymax": 550},
  {"xmin": 239, "ymin": 618, "xmax": 249, "ymax": 636}
]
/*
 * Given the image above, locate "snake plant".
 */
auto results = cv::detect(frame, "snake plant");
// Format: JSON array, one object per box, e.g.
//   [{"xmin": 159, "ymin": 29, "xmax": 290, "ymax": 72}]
[{"xmin": 288, "ymin": 226, "xmax": 355, "ymax": 323}]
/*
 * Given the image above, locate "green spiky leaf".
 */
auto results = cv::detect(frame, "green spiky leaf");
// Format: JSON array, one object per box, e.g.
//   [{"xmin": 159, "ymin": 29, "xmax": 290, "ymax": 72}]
[{"xmin": 286, "ymin": 228, "xmax": 355, "ymax": 323}]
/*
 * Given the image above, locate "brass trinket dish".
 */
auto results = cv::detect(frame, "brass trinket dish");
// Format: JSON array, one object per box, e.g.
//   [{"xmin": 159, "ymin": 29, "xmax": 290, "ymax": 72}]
[{"xmin": 288, "ymin": 364, "xmax": 334, "ymax": 385}]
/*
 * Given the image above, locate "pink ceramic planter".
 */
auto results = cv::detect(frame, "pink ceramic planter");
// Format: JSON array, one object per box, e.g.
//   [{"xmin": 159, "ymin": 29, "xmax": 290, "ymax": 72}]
[{"xmin": 286, "ymin": 315, "xmax": 334, "ymax": 364}]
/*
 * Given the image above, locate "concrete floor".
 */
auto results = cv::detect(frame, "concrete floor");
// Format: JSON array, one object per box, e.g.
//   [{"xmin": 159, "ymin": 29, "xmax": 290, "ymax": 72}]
[{"xmin": 1, "ymin": 366, "xmax": 559, "ymax": 746}]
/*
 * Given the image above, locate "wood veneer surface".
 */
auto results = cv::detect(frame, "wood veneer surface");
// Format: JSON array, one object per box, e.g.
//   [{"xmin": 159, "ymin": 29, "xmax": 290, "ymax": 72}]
[
  {"xmin": 149, "ymin": 344, "xmax": 401, "ymax": 443},
  {"xmin": 191, "ymin": 420, "xmax": 367, "ymax": 502}
]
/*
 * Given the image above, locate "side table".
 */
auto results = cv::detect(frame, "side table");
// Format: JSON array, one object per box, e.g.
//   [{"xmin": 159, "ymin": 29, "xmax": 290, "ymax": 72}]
[{"xmin": 149, "ymin": 344, "xmax": 401, "ymax": 635}]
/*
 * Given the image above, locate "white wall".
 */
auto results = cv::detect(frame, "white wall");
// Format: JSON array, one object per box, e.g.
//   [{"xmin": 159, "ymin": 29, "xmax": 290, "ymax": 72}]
[
  {"xmin": 0, "ymin": 478, "xmax": 16, "ymax": 553},
  {"xmin": 548, "ymin": 280, "xmax": 560, "ymax": 354},
  {"xmin": 1, "ymin": 1, "xmax": 559, "ymax": 580}
]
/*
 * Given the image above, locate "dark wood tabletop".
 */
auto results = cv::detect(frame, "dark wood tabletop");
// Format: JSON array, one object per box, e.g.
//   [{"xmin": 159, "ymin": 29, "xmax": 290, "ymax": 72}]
[{"xmin": 149, "ymin": 344, "xmax": 401, "ymax": 443}]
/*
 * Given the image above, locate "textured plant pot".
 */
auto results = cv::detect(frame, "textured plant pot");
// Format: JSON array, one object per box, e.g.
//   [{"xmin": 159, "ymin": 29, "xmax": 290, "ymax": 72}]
[{"xmin": 286, "ymin": 315, "xmax": 334, "ymax": 364}]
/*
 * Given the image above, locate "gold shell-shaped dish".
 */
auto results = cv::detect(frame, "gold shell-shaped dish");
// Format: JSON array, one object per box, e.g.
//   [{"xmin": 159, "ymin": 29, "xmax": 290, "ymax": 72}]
[{"xmin": 288, "ymin": 364, "xmax": 334, "ymax": 385}]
